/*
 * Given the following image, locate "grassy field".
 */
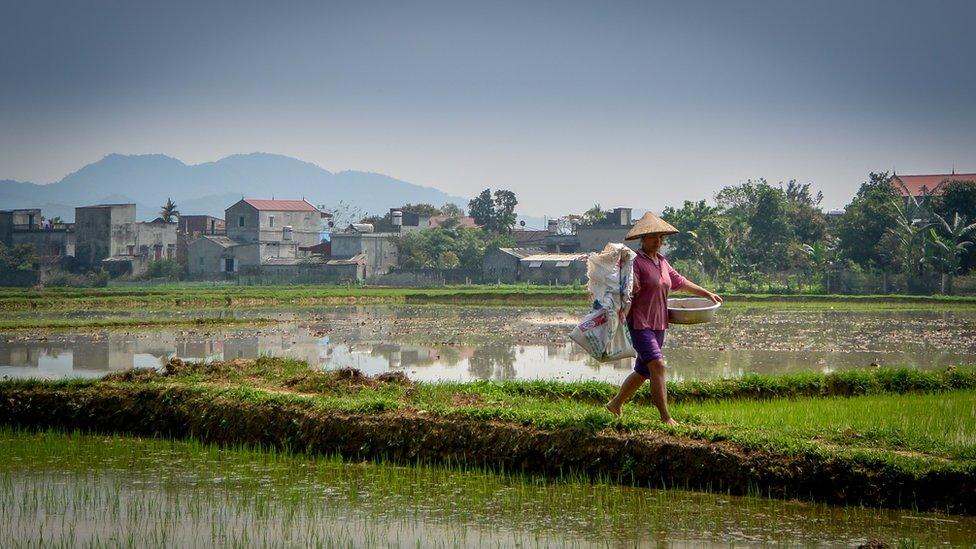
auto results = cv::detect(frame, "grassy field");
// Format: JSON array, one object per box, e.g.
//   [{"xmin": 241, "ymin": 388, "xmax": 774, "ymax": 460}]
[
  {"xmin": 3, "ymin": 358, "xmax": 973, "ymax": 512},
  {"xmin": 2, "ymin": 284, "xmax": 975, "ymax": 312},
  {"xmin": 10, "ymin": 358, "xmax": 975, "ymax": 468}
]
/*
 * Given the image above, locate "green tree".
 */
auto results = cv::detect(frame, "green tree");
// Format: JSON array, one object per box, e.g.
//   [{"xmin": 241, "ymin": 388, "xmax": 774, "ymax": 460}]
[
  {"xmin": 936, "ymin": 181, "xmax": 976, "ymax": 272},
  {"xmin": 784, "ymin": 180, "xmax": 826, "ymax": 244},
  {"xmin": 835, "ymin": 172, "xmax": 900, "ymax": 270},
  {"xmin": 747, "ymin": 185, "xmax": 793, "ymax": 270},
  {"xmin": 468, "ymin": 189, "xmax": 495, "ymax": 231},
  {"xmin": 400, "ymin": 203, "xmax": 442, "ymax": 217},
  {"xmin": 160, "ymin": 198, "xmax": 180, "ymax": 222},
  {"xmin": 661, "ymin": 200, "xmax": 731, "ymax": 276},
  {"xmin": 0, "ymin": 243, "xmax": 36, "ymax": 273},
  {"xmin": 581, "ymin": 204, "xmax": 607, "ymax": 226},
  {"xmin": 467, "ymin": 189, "xmax": 519, "ymax": 234},
  {"xmin": 492, "ymin": 190, "xmax": 518, "ymax": 233},
  {"xmin": 888, "ymin": 184, "xmax": 936, "ymax": 277},
  {"xmin": 928, "ymin": 212, "xmax": 976, "ymax": 276},
  {"xmin": 440, "ymin": 203, "xmax": 465, "ymax": 218}
]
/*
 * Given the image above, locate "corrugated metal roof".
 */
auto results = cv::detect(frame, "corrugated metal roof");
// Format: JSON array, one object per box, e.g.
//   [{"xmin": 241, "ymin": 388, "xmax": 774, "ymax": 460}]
[
  {"xmin": 498, "ymin": 247, "xmax": 546, "ymax": 259},
  {"xmin": 520, "ymin": 253, "xmax": 588, "ymax": 262},
  {"xmin": 241, "ymin": 198, "xmax": 320, "ymax": 212}
]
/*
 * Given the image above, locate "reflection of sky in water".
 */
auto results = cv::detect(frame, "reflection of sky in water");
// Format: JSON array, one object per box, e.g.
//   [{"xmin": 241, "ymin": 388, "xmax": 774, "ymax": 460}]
[{"xmin": 1, "ymin": 306, "xmax": 974, "ymax": 381}]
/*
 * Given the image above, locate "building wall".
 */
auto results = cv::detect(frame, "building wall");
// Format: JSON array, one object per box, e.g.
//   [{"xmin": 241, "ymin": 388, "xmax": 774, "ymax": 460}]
[
  {"xmin": 187, "ymin": 238, "xmax": 226, "ymax": 276},
  {"xmin": 134, "ymin": 222, "xmax": 177, "ymax": 261},
  {"xmin": 575, "ymin": 226, "xmax": 636, "ymax": 253},
  {"xmin": 225, "ymin": 202, "xmax": 261, "ymax": 243},
  {"xmin": 520, "ymin": 261, "xmax": 587, "ymax": 285},
  {"xmin": 10, "ymin": 229, "xmax": 75, "ymax": 258},
  {"xmin": 225, "ymin": 203, "xmax": 321, "ymax": 248},
  {"xmin": 482, "ymin": 249, "xmax": 521, "ymax": 283},
  {"xmin": 74, "ymin": 204, "xmax": 137, "ymax": 268},
  {"xmin": 257, "ymin": 210, "xmax": 321, "ymax": 247},
  {"xmin": 0, "ymin": 209, "xmax": 42, "ymax": 246},
  {"xmin": 332, "ymin": 232, "xmax": 398, "ymax": 277}
]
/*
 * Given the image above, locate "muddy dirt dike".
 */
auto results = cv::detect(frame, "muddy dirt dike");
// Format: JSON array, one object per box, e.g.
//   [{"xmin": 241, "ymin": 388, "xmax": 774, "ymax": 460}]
[{"xmin": 0, "ymin": 380, "xmax": 971, "ymax": 515}]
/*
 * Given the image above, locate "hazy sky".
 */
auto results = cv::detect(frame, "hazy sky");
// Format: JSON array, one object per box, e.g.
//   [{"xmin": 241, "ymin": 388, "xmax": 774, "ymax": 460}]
[{"xmin": 2, "ymin": 0, "xmax": 974, "ymax": 214}]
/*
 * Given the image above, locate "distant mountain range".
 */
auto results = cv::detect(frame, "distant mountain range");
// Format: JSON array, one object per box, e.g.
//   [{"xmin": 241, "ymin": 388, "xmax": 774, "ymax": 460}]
[{"xmin": 0, "ymin": 153, "xmax": 473, "ymax": 223}]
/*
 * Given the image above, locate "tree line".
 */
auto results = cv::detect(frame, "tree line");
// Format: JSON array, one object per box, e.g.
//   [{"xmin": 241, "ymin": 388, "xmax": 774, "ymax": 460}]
[{"xmin": 658, "ymin": 173, "xmax": 976, "ymax": 280}]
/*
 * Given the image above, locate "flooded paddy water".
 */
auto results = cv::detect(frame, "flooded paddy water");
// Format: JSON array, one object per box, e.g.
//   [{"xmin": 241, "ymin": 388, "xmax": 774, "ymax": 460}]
[
  {"xmin": 1, "ymin": 305, "xmax": 974, "ymax": 382},
  {"xmin": 2, "ymin": 428, "xmax": 973, "ymax": 547}
]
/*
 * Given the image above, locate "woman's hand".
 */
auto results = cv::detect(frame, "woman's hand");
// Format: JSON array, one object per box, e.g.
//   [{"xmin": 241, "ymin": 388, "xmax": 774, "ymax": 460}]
[{"xmin": 705, "ymin": 291, "xmax": 723, "ymax": 304}]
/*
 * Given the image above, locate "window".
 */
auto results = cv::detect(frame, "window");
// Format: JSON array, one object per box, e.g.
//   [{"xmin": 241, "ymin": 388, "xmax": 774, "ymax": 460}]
[
  {"xmin": 528, "ymin": 261, "xmax": 542, "ymax": 268},
  {"xmin": 555, "ymin": 261, "xmax": 571, "ymax": 267},
  {"xmin": 199, "ymin": 257, "xmax": 204, "ymax": 265},
  {"xmin": 269, "ymin": 215, "xmax": 275, "ymax": 228},
  {"xmin": 238, "ymin": 216, "xmax": 245, "ymax": 228}
]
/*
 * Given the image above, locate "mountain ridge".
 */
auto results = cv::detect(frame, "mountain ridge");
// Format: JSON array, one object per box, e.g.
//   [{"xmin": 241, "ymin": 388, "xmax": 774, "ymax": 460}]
[{"xmin": 0, "ymin": 152, "xmax": 470, "ymax": 223}]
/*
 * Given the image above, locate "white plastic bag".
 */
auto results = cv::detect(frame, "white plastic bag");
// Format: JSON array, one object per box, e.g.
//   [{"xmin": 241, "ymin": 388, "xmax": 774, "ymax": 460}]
[{"xmin": 568, "ymin": 243, "xmax": 637, "ymax": 362}]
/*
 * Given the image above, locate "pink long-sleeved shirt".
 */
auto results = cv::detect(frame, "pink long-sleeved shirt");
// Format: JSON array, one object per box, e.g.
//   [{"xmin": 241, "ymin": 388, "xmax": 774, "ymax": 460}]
[{"xmin": 628, "ymin": 250, "xmax": 687, "ymax": 330}]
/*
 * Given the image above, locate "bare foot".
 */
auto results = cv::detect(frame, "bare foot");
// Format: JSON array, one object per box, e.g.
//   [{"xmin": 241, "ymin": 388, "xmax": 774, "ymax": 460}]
[
  {"xmin": 662, "ymin": 417, "xmax": 679, "ymax": 426},
  {"xmin": 605, "ymin": 401, "xmax": 621, "ymax": 418}
]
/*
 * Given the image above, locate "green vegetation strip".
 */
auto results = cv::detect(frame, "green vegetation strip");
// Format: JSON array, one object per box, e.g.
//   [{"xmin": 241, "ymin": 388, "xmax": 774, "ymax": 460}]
[
  {"xmin": 2, "ymin": 284, "xmax": 975, "ymax": 311},
  {"xmin": 1, "ymin": 359, "xmax": 973, "ymax": 513}
]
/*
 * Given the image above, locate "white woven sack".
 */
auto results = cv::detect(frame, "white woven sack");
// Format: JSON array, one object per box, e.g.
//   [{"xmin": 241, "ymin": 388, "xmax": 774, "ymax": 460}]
[{"xmin": 568, "ymin": 243, "xmax": 637, "ymax": 362}]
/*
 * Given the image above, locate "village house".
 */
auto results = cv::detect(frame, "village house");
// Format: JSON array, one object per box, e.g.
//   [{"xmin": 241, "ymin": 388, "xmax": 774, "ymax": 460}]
[
  {"xmin": 518, "ymin": 252, "xmax": 589, "ymax": 285},
  {"xmin": 185, "ymin": 198, "xmax": 362, "ymax": 281},
  {"xmin": 482, "ymin": 247, "xmax": 545, "ymax": 283},
  {"xmin": 73, "ymin": 203, "xmax": 177, "ymax": 276},
  {"xmin": 176, "ymin": 215, "xmax": 225, "ymax": 266},
  {"xmin": 0, "ymin": 208, "xmax": 75, "ymax": 259}
]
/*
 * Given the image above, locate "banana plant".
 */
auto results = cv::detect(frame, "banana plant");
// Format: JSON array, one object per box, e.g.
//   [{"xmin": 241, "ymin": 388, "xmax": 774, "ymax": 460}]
[{"xmin": 928, "ymin": 212, "xmax": 976, "ymax": 275}]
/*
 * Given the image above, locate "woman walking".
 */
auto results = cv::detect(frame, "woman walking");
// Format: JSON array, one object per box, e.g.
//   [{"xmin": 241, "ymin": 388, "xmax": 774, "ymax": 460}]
[{"xmin": 605, "ymin": 212, "xmax": 722, "ymax": 424}]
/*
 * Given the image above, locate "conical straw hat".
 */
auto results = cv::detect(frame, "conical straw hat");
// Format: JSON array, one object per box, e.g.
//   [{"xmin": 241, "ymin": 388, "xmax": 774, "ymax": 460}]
[{"xmin": 625, "ymin": 212, "xmax": 679, "ymax": 240}]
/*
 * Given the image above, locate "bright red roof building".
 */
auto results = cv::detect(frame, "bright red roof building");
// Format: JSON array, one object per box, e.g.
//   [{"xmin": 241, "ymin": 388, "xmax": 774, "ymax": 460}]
[{"xmin": 891, "ymin": 173, "xmax": 976, "ymax": 197}]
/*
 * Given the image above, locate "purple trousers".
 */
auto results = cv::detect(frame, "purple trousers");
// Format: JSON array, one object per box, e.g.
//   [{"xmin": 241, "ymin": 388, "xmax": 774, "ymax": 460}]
[{"xmin": 629, "ymin": 326, "xmax": 666, "ymax": 379}]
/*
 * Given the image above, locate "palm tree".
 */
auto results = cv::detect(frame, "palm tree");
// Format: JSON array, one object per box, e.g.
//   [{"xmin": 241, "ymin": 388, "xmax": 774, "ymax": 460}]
[
  {"xmin": 888, "ymin": 180, "xmax": 937, "ymax": 278},
  {"xmin": 160, "ymin": 198, "xmax": 180, "ymax": 223},
  {"xmin": 928, "ymin": 212, "xmax": 976, "ymax": 292}
]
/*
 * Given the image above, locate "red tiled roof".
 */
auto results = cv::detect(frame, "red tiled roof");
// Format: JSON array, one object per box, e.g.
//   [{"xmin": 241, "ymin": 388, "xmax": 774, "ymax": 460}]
[
  {"xmin": 892, "ymin": 174, "xmax": 976, "ymax": 197},
  {"xmin": 428, "ymin": 215, "xmax": 480, "ymax": 228},
  {"xmin": 241, "ymin": 198, "xmax": 319, "ymax": 212}
]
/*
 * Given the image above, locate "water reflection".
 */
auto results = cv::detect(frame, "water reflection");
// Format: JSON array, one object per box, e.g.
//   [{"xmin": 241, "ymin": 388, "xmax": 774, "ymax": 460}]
[{"xmin": 3, "ymin": 305, "xmax": 976, "ymax": 381}]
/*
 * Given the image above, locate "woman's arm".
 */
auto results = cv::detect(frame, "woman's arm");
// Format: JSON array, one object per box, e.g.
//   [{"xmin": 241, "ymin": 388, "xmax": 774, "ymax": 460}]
[{"xmin": 680, "ymin": 280, "xmax": 723, "ymax": 303}]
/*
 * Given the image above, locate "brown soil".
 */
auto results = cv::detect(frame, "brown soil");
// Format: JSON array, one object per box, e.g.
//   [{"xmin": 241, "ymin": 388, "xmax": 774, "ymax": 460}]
[{"xmin": 0, "ymin": 382, "xmax": 972, "ymax": 515}]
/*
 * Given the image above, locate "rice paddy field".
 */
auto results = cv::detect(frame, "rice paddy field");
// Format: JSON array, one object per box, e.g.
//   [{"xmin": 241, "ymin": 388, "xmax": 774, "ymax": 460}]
[
  {"xmin": 2, "ymin": 427, "xmax": 974, "ymax": 547},
  {"xmin": 1, "ymin": 289, "xmax": 974, "ymax": 545}
]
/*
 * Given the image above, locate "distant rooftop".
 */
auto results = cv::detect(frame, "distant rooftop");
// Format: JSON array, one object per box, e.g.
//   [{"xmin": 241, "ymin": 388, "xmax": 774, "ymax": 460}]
[
  {"xmin": 892, "ymin": 173, "xmax": 976, "ymax": 197},
  {"xmin": 240, "ymin": 198, "xmax": 319, "ymax": 212}
]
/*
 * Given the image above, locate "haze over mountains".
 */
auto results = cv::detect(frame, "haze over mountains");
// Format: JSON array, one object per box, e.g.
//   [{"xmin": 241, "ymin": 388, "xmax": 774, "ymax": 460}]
[{"xmin": 0, "ymin": 153, "xmax": 472, "ymax": 223}]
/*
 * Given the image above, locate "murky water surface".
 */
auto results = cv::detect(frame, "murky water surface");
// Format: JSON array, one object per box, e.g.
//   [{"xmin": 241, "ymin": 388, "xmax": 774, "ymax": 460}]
[
  {"xmin": 1, "ymin": 305, "xmax": 974, "ymax": 381},
  {"xmin": 1, "ymin": 429, "xmax": 971, "ymax": 547}
]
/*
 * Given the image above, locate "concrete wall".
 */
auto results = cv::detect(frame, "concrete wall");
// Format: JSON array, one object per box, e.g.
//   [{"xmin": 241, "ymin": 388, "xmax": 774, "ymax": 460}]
[
  {"xmin": 225, "ymin": 202, "xmax": 261, "ymax": 243},
  {"xmin": 74, "ymin": 204, "xmax": 137, "ymax": 268},
  {"xmin": 225, "ymin": 202, "xmax": 321, "ymax": 248},
  {"xmin": 135, "ymin": 222, "xmax": 177, "ymax": 260},
  {"xmin": 10, "ymin": 229, "xmax": 75, "ymax": 258},
  {"xmin": 520, "ymin": 260, "xmax": 587, "ymax": 285},
  {"xmin": 483, "ymin": 249, "xmax": 521, "ymax": 283},
  {"xmin": 332, "ymin": 232, "xmax": 398, "ymax": 277},
  {"xmin": 575, "ymin": 226, "xmax": 636, "ymax": 253},
  {"xmin": 187, "ymin": 238, "xmax": 227, "ymax": 276}
]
